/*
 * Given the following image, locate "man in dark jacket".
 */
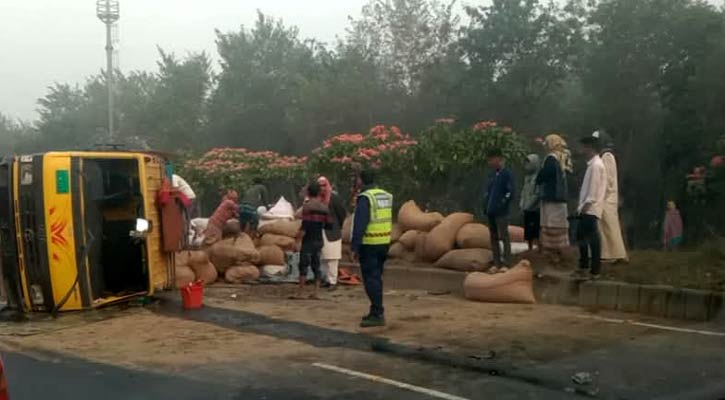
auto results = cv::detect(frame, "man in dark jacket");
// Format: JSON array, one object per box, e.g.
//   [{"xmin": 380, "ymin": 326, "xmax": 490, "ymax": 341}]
[{"xmin": 485, "ymin": 148, "xmax": 515, "ymax": 271}]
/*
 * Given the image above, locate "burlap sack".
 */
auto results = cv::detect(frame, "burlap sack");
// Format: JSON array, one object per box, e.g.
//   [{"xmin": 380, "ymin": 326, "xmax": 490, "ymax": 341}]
[
  {"xmin": 258, "ymin": 219, "xmax": 302, "ymax": 238},
  {"xmin": 401, "ymin": 251, "xmax": 419, "ymax": 263},
  {"xmin": 188, "ymin": 250, "xmax": 210, "ymax": 267},
  {"xmin": 209, "ymin": 235, "xmax": 260, "ymax": 272},
  {"xmin": 224, "ymin": 265, "xmax": 261, "ymax": 284},
  {"xmin": 414, "ymin": 231, "xmax": 429, "ymax": 261},
  {"xmin": 398, "ymin": 230, "xmax": 420, "ymax": 250},
  {"xmin": 509, "ymin": 226, "xmax": 525, "ymax": 243},
  {"xmin": 175, "ymin": 266, "xmax": 196, "ymax": 288},
  {"xmin": 258, "ymin": 245, "xmax": 286, "ymax": 266},
  {"xmin": 398, "ymin": 200, "xmax": 444, "ymax": 232},
  {"xmin": 388, "ymin": 242, "xmax": 407, "ymax": 259},
  {"xmin": 434, "ymin": 248, "xmax": 493, "ymax": 272},
  {"xmin": 260, "ymin": 234, "xmax": 297, "ymax": 251},
  {"xmin": 424, "ymin": 213, "xmax": 474, "ymax": 261},
  {"xmin": 456, "ymin": 223, "xmax": 492, "ymax": 249},
  {"xmin": 341, "ymin": 215, "xmax": 353, "ymax": 243},
  {"xmin": 191, "ymin": 262, "xmax": 218, "ymax": 284},
  {"xmin": 391, "ymin": 224, "xmax": 403, "ymax": 243},
  {"xmin": 223, "ymin": 219, "xmax": 241, "ymax": 237},
  {"xmin": 463, "ymin": 260, "xmax": 536, "ymax": 304},
  {"xmin": 175, "ymin": 251, "xmax": 191, "ymax": 268}
]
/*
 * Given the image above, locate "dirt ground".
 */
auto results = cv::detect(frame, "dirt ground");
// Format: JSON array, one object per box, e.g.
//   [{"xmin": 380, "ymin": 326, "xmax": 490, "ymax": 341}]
[
  {"xmin": 0, "ymin": 308, "xmax": 309, "ymax": 373},
  {"xmin": 201, "ymin": 284, "xmax": 657, "ymax": 366},
  {"xmin": 0, "ymin": 284, "xmax": 668, "ymax": 373}
]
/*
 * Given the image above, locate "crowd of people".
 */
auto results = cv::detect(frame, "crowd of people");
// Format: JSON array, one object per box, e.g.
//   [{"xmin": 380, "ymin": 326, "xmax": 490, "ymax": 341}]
[
  {"xmin": 484, "ymin": 131, "xmax": 631, "ymax": 280},
  {"xmin": 175, "ymin": 129, "xmax": 686, "ymax": 328},
  {"xmin": 186, "ymin": 169, "xmax": 393, "ymax": 328},
  {"xmin": 295, "ymin": 170, "xmax": 392, "ymax": 327}
]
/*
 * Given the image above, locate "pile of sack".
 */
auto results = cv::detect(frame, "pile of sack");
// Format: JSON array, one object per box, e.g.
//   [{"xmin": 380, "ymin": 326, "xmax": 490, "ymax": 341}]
[
  {"xmin": 387, "ymin": 200, "xmax": 526, "ymax": 272},
  {"xmin": 174, "ymin": 250, "xmax": 218, "ymax": 287},
  {"xmin": 175, "ymin": 197, "xmax": 300, "ymax": 287}
]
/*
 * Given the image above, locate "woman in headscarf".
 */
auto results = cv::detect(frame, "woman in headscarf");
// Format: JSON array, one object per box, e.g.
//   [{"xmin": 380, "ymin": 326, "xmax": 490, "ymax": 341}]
[
  {"xmin": 317, "ymin": 176, "xmax": 348, "ymax": 290},
  {"xmin": 536, "ymin": 134, "xmax": 572, "ymax": 262},
  {"xmin": 592, "ymin": 130, "xmax": 628, "ymax": 263},
  {"xmin": 663, "ymin": 201, "xmax": 683, "ymax": 250}
]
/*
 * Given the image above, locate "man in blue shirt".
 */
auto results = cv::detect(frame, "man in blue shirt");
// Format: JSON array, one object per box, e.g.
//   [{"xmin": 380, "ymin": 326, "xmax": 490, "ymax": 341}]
[{"xmin": 485, "ymin": 148, "xmax": 515, "ymax": 272}]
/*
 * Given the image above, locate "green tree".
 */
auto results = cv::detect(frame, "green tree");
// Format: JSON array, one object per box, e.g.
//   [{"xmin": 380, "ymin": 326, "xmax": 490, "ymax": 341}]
[
  {"xmin": 0, "ymin": 113, "xmax": 37, "ymax": 154},
  {"xmin": 146, "ymin": 50, "xmax": 211, "ymax": 150},
  {"xmin": 206, "ymin": 12, "xmax": 321, "ymax": 152},
  {"xmin": 458, "ymin": 0, "xmax": 585, "ymax": 132},
  {"xmin": 347, "ymin": 0, "xmax": 459, "ymax": 93},
  {"xmin": 584, "ymin": 0, "xmax": 724, "ymax": 244}
]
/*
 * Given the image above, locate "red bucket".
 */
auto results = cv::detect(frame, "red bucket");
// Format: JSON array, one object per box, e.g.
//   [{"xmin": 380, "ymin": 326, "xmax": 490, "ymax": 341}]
[{"xmin": 180, "ymin": 280, "xmax": 204, "ymax": 309}]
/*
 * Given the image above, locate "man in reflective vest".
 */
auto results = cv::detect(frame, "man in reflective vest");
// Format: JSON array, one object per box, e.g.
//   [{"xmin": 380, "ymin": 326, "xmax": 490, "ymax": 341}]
[{"xmin": 351, "ymin": 169, "xmax": 393, "ymax": 328}]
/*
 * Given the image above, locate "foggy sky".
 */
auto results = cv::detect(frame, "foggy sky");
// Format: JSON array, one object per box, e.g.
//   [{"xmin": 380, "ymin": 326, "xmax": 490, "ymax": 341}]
[
  {"xmin": 1, "ymin": 0, "xmax": 384, "ymax": 121},
  {"xmin": 6, "ymin": 0, "xmax": 717, "ymax": 122}
]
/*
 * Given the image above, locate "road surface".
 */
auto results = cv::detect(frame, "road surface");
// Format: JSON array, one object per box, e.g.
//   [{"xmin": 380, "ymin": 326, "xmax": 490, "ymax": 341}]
[
  {"xmin": 2, "ymin": 286, "xmax": 725, "ymax": 400},
  {"xmin": 2, "ymin": 346, "xmax": 577, "ymax": 400}
]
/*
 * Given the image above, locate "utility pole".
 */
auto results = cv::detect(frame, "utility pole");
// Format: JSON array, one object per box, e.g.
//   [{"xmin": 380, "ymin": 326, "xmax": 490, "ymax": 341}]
[{"xmin": 96, "ymin": 0, "xmax": 120, "ymax": 141}]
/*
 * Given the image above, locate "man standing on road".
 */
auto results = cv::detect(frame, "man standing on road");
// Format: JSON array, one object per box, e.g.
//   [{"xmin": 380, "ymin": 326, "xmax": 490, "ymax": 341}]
[
  {"xmin": 484, "ymin": 148, "xmax": 515, "ymax": 273},
  {"xmin": 351, "ymin": 170, "xmax": 393, "ymax": 328},
  {"xmin": 574, "ymin": 136, "xmax": 607, "ymax": 280}
]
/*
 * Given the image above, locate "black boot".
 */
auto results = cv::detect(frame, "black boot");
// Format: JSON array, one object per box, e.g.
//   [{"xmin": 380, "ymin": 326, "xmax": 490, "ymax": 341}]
[{"xmin": 360, "ymin": 315, "xmax": 386, "ymax": 328}]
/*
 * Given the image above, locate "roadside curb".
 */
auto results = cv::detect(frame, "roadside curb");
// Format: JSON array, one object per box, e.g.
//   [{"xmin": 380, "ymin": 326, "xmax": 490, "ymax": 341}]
[{"xmin": 342, "ymin": 262, "xmax": 724, "ymax": 322}]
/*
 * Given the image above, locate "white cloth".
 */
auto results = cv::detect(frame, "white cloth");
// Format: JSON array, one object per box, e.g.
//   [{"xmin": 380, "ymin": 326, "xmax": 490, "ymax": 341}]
[
  {"xmin": 321, "ymin": 231, "xmax": 342, "ymax": 260},
  {"xmin": 172, "ymin": 174, "xmax": 196, "ymax": 200},
  {"xmin": 322, "ymin": 259, "xmax": 339, "ymax": 285},
  {"xmin": 262, "ymin": 197, "xmax": 295, "ymax": 220},
  {"xmin": 599, "ymin": 152, "xmax": 628, "ymax": 260},
  {"xmin": 321, "ymin": 230, "xmax": 342, "ymax": 285},
  {"xmin": 577, "ymin": 155, "xmax": 607, "ymax": 218}
]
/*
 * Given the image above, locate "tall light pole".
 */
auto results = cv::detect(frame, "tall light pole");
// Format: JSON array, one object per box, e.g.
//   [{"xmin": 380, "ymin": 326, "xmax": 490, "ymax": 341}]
[{"xmin": 96, "ymin": 0, "xmax": 120, "ymax": 141}]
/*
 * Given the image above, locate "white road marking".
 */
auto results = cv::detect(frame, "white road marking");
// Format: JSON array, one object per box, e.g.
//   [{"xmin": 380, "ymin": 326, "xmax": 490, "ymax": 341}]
[
  {"xmin": 578, "ymin": 314, "xmax": 725, "ymax": 337},
  {"xmin": 312, "ymin": 362, "xmax": 470, "ymax": 400}
]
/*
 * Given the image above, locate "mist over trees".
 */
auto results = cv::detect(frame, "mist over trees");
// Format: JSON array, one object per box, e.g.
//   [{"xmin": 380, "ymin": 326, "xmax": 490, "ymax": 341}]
[{"xmin": 2, "ymin": 0, "xmax": 725, "ymax": 245}]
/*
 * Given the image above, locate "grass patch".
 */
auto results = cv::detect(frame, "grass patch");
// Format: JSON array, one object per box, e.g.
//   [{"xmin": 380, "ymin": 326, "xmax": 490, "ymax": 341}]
[{"xmin": 602, "ymin": 238, "xmax": 725, "ymax": 291}]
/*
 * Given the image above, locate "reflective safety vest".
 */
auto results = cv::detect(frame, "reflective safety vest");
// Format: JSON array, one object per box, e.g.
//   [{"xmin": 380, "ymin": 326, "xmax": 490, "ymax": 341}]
[{"xmin": 360, "ymin": 188, "xmax": 393, "ymax": 245}]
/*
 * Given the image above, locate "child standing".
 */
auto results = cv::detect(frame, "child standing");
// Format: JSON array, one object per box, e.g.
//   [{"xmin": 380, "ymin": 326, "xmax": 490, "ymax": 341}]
[
  {"xmin": 297, "ymin": 181, "xmax": 332, "ymax": 299},
  {"xmin": 520, "ymin": 154, "xmax": 541, "ymax": 251}
]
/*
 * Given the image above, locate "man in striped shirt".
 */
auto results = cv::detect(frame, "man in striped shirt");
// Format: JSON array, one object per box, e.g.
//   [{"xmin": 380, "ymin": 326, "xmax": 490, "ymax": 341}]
[{"xmin": 297, "ymin": 181, "xmax": 332, "ymax": 299}]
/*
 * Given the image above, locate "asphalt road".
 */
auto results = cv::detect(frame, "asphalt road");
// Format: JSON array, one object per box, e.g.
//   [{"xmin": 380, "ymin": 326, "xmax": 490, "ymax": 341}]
[
  {"xmin": 3, "ymin": 298, "xmax": 725, "ymax": 400},
  {"xmin": 2, "ymin": 345, "xmax": 577, "ymax": 400}
]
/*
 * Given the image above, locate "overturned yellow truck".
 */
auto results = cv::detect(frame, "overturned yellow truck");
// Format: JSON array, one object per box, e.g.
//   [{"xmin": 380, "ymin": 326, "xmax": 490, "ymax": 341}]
[{"xmin": 0, "ymin": 150, "xmax": 176, "ymax": 314}]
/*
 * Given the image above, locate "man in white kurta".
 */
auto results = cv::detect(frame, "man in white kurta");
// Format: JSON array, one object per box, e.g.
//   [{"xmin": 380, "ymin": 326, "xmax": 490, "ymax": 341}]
[{"xmin": 592, "ymin": 131, "xmax": 628, "ymax": 262}]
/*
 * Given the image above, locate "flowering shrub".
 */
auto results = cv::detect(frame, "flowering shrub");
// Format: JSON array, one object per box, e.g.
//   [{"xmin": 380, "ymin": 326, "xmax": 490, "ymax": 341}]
[
  {"xmin": 179, "ymin": 121, "xmax": 528, "ymax": 212},
  {"xmin": 412, "ymin": 120, "xmax": 527, "ymax": 177},
  {"xmin": 308, "ymin": 125, "xmax": 417, "ymax": 178}
]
